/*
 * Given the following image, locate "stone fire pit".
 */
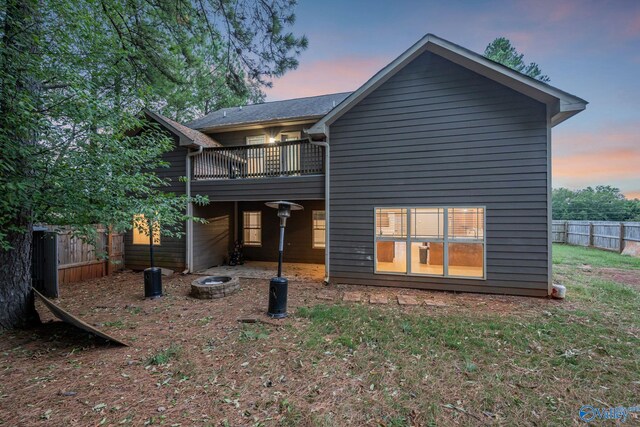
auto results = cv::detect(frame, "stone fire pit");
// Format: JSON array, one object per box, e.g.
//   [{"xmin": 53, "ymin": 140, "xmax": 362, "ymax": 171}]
[{"xmin": 191, "ymin": 275, "xmax": 239, "ymax": 299}]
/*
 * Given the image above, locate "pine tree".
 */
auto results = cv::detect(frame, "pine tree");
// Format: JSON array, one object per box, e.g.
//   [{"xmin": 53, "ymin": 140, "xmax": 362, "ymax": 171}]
[
  {"xmin": 0, "ymin": 0, "xmax": 307, "ymax": 329},
  {"xmin": 484, "ymin": 37, "xmax": 550, "ymax": 82}
]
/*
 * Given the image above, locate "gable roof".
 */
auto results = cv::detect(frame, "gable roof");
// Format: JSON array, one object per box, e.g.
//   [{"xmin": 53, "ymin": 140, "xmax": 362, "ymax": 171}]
[
  {"xmin": 187, "ymin": 92, "xmax": 352, "ymax": 132},
  {"xmin": 144, "ymin": 109, "xmax": 221, "ymax": 148},
  {"xmin": 308, "ymin": 34, "xmax": 587, "ymax": 137}
]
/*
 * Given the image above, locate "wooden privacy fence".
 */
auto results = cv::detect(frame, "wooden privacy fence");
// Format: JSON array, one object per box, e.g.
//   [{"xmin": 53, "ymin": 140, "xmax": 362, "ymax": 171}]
[
  {"xmin": 56, "ymin": 227, "xmax": 124, "ymax": 284},
  {"xmin": 552, "ymin": 220, "xmax": 640, "ymax": 253}
]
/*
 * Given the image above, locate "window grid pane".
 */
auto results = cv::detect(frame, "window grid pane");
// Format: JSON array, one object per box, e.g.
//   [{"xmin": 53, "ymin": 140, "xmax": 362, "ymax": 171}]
[
  {"xmin": 448, "ymin": 242, "xmax": 484, "ymax": 278},
  {"xmin": 447, "ymin": 208, "xmax": 484, "ymax": 240},
  {"xmin": 411, "ymin": 208, "xmax": 444, "ymax": 239},
  {"xmin": 376, "ymin": 208, "xmax": 407, "ymax": 237},
  {"xmin": 410, "ymin": 242, "xmax": 443, "ymax": 276},
  {"xmin": 243, "ymin": 211, "xmax": 261, "ymax": 246},
  {"xmin": 376, "ymin": 241, "xmax": 407, "ymax": 273},
  {"xmin": 312, "ymin": 210, "xmax": 326, "ymax": 249}
]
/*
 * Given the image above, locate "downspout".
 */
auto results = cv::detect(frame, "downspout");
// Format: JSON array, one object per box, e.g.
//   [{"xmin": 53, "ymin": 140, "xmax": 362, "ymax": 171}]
[
  {"xmin": 309, "ymin": 136, "xmax": 330, "ymax": 284},
  {"xmin": 185, "ymin": 144, "xmax": 203, "ymax": 273}
]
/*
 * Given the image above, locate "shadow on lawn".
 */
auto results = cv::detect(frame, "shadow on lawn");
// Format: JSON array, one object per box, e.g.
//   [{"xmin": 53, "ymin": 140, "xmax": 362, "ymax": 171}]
[{"xmin": 3, "ymin": 320, "xmax": 121, "ymax": 354}]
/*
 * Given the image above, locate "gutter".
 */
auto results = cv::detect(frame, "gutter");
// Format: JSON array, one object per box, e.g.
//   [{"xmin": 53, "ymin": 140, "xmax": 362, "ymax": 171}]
[
  {"xmin": 185, "ymin": 145, "xmax": 203, "ymax": 273},
  {"xmin": 308, "ymin": 136, "xmax": 330, "ymax": 284}
]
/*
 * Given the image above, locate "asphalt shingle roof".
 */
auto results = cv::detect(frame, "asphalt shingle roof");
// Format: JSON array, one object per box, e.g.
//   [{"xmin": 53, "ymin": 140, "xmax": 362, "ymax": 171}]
[
  {"xmin": 160, "ymin": 114, "xmax": 221, "ymax": 147},
  {"xmin": 187, "ymin": 92, "xmax": 352, "ymax": 131},
  {"xmin": 144, "ymin": 109, "xmax": 221, "ymax": 147}
]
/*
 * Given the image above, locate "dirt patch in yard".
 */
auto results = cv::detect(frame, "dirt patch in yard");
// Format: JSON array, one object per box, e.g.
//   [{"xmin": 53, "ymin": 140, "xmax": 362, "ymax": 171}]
[
  {"xmin": 0, "ymin": 272, "xmax": 580, "ymax": 426},
  {"xmin": 595, "ymin": 267, "xmax": 640, "ymax": 291}
]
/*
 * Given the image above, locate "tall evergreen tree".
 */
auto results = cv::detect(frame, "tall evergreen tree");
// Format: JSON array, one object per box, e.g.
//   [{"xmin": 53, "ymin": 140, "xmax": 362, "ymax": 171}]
[
  {"xmin": 0, "ymin": 0, "xmax": 307, "ymax": 329},
  {"xmin": 484, "ymin": 37, "xmax": 550, "ymax": 82}
]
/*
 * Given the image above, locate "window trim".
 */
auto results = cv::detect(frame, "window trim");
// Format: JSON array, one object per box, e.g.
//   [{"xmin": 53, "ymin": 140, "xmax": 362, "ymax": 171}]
[
  {"xmin": 278, "ymin": 131, "xmax": 302, "ymax": 142},
  {"xmin": 373, "ymin": 206, "xmax": 486, "ymax": 280},
  {"xmin": 312, "ymin": 210, "xmax": 326, "ymax": 249},
  {"xmin": 243, "ymin": 211, "xmax": 262, "ymax": 247},
  {"xmin": 246, "ymin": 135, "xmax": 266, "ymax": 145}
]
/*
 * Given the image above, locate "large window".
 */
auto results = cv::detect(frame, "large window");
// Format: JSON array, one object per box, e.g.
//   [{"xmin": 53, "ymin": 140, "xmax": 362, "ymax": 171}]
[
  {"xmin": 312, "ymin": 210, "xmax": 326, "ymax": 249},
  {"xmin": 132, "ymin": 214, "xmax": 160, "ymax": 245},
  {"xmin": 374, "ymin": 207, "xmax": 485, "ymax": 279},
  {"xmin": 243, "ymin": 211, "xmax": 262, "ymax": 246}
]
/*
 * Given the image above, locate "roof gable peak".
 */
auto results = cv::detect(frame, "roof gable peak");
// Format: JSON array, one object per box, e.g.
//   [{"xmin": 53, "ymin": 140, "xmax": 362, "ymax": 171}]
[{"xmin": 309, "ymin": 33, "xmax": 586, "ymax": 137}]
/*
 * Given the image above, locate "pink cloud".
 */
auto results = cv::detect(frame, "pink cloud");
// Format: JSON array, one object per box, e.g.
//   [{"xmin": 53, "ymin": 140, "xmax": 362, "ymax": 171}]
[
  {"xmin": 547, "ymin": 0, "xmax": 581, "ymax": 22},
  {"xmin": 626, "ymin": 191, "xmax": 640, "ymax": 200},
  {"xmin": 501, "ymin": 31, "xmax": 537, "ymax": 53},
  {"xmin": 554, "ymin": 148, "xmax": 640, "ymax": 181},
  {"xmin": 506, "ymin": 0, "xmax": 640, "ymax": 49},
  {"xmin": 551, "ymin": 123, "xmax": 640, "ymax": 195},
  {"xmin": 265, "ymin": 56, "xmax": 388, "ymax": 101},
  {"xmin": 624, "ymin": 190, "xmax": 640, "ymax": 199},
  {"xmin": 554, "ymin": 124, "xmax": 640, "ymax": 158},
  {"xmin": 628, "ymin": 11, "xmax": 640, "ymax": 37}
]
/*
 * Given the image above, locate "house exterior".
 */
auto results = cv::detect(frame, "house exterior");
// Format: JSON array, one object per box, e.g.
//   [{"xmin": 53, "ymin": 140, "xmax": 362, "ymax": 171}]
[{"xmin": 124, "ymin": 34, "xmax": 586, "ymax": 297}]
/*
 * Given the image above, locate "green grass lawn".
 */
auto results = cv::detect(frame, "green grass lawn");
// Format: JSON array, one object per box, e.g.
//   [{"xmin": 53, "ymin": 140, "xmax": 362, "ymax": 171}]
[
  {"xmin": 553, "ymin": 243, "xmax": 640, "ymax": 269},
  {"xmin": 288, "ymin": 244, "xmax": 640, "ymax": 426}
]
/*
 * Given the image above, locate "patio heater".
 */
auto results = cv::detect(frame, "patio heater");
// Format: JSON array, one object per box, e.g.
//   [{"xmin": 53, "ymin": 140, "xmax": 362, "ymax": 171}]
[
  {"xmin": 264, "ymin": 201, "xmax": 303, "ymax": 318},
  {"xmin": 143, "ymin": 217, "xmax": 162, "ymax": 299}
]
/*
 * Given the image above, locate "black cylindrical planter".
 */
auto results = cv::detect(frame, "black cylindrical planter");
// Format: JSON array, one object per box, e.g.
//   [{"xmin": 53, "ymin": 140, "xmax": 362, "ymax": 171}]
[
  {"xmin": 144, "ymin": 267, "xmax": 163, "ymax": 298},
  {"xmin": 268, "ymin": 277, "xmax": 288, "ymax": 318}
]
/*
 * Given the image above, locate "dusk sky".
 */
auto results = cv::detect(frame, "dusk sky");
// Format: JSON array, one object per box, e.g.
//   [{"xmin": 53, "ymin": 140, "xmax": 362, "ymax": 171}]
[{"xmin": 264, "ymin": 0, "xmax": 640, "ymax": 199}]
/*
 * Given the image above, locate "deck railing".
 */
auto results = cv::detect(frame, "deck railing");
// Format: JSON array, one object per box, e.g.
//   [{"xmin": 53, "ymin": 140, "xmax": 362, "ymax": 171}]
[{"xmin": 193, "ymin": 140, "xmax": 324, "ymax": 180}]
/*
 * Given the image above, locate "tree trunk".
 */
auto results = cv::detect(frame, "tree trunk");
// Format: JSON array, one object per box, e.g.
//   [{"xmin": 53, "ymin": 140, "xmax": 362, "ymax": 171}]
[
  {"xmin": 0, "ymin": 0, "xmax": 42, "ymax": 330},
  {"xmin": 0, "ymin": 220, "xmax": 40, "ymax": 330}
]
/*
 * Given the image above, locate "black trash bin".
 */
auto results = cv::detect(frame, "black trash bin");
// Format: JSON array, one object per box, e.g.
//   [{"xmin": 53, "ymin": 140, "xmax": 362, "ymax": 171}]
[
  {"xmin": 419, "ymin": 245, "xmax": 429, "ymax": 264},
  {"xmin": 144, "ymin": 267, "xmax": 163, "ymax": 298},
  {"xmin": 268, "ymin": 277, "xmax": 288, "ymax": 318}
]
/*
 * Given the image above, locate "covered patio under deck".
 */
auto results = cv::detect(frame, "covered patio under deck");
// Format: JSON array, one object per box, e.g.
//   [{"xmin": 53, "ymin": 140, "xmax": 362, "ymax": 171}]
[
  {"xmin": 190, "ymin": 199, "xmax": 325, "ymax": 273},
  {"xmin": 197, "ymin": 261, "xmax": 324, "ymax": 282}
]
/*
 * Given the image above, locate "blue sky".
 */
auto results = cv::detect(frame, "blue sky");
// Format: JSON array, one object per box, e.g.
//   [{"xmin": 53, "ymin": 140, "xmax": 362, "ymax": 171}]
[{"xmin": 264, "ymin": 0, "xmax": 640, "ymax": 198}]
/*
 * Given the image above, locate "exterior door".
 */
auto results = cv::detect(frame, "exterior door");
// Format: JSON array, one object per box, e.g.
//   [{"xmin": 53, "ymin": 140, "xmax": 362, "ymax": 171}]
[
  {"xmin": 246, "ymin": 135, "xmax": 266, "ymax": 176},
  {"xmin": 279, "ymin": 132, "xmax": 301, "ymax": 175}
]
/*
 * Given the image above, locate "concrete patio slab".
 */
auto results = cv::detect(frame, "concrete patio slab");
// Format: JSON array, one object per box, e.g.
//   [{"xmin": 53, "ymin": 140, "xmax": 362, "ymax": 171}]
[
  {"xmin": 343, "ymin": 292, "xmax": 363, "ymax": 302},
  {"xmin": 397, "ymin": 295, "xmax": 420, "ymax": 306},
  {"xmin": 316, "ymin": 291, "xmax": 335, "ymax": 301},
  {"xmin": 370, "ymin": 294, "xmax": 389, "ymax": 304},
  {"xmin": 424, "ymin": 300, "xmax": 448, "ymax": 307},
  {"xmin": 198, "ymin": 261, "xmax": 324, "ymax": 282}
]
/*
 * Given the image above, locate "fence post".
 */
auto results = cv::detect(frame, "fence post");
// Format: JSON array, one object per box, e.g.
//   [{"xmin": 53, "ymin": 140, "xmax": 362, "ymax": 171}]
[
  {"xmin": 564, "ymin": 221, "xmax": 568, "ymax": 243},
  {"xmin": 107, "ymin": 227, "xmax": 113, "ymax": 276},
  {"xmin": 619, "ymin": 223, "xmax": 625, "ymax": 253},
  {"xmin": 588, "ymin": 222, "xmax": 594, "ymax": 247}
]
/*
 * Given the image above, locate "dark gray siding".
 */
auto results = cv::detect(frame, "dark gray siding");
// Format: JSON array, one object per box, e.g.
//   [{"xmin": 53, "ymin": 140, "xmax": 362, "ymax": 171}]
[
  {"xmin": 329, "ymin": 51, "xmax": 549, "ymax": 296},
  {"xmin": 210, "ymin": 124, "xmax": 309, "ymax": 147},
  {"xmin": 239, "ymin": 200, "xmax": 324, "ymax": 264},
  {"xmin": 125, "ymin": 135, "xmax": 187, "ymax": 271},
  {"xmin": 192, "ymin": 202, "xmax": 234, "ymax": 271},
  {"xmin": 191, "ymin": 175, "xmax": 325, "ymax": 202}
]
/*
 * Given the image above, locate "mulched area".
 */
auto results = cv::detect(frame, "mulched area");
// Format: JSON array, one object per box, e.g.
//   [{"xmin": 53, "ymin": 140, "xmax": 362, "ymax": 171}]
[{"xmin": 0, "ymin": 271, "xmax": 560, "ymax": 426}]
